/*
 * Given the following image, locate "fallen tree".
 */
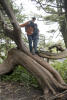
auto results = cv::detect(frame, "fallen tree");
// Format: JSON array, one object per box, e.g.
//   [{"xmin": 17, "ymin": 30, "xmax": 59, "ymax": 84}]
[{"xmin": 0, "ymin": 0, "xmax": 67, "ymax": 100}]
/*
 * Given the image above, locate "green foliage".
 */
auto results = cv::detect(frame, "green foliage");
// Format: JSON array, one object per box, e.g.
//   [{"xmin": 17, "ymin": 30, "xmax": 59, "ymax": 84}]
[
  {"xmin": 52, "ymin": 59, "xmax": 67, "ymax": 83},
  {"xmin": 45, "ymin": 6, "xmax": 56, "ymax": 14},
  {"xmin": 1, "ymin": 66, "xmax": 39, "ymax": 88},
  {"xmin": 46, "ymin": 0, "xmax": 55, "ymax": 2},
  {"xmin": 59, "ymin": 15, "xmax": 66, "ymax": 33},
  {"xmin": 0, "ymin": 38, "xmax": 16, "ymax": 62},
  {"xmin": 38, "ymin": 34, "xmax": 46, "ymax": 49},
  {"xmin": 47, "ymin": 29, "xmax": 56, "ymax": 33},
  {"xmin": 44, "ymin": 14, "xmax": 58, "ymax": 22}
]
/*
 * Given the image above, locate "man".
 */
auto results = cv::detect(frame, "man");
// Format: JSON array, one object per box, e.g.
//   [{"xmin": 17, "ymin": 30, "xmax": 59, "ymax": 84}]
[{"xmin": 20, "ymin": 17, "xmax": 39, "ymax": 54}]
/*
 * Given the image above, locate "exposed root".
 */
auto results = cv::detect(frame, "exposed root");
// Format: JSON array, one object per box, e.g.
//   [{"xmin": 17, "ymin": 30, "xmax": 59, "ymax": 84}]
[
  {"xmin": 35, "ymin": 90, "xmax": 67, "ymax": 100},
  {"xmin": 48, "ymin": 90, "xmax": 67, "ymax": 100},
  {"xmin": 35, "ymin": 95, "xmax": 45, "ymax": 100}
]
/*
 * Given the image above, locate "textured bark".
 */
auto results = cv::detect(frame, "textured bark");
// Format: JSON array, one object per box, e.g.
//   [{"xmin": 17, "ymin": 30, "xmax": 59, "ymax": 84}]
[
  {"xmin": 64, "ymin": 0, "xmax": 67, "ymax": 48},
  {"xmin": 38, "ymin": 49, "xmax": 67, "ymax": 59},
  {"xmin": 0, "ymin": 0, "xmax": 67, "ymax": 99},
  {"xmin": 0, "ymin": 49, "xmax": 67, "ymax": 92}
]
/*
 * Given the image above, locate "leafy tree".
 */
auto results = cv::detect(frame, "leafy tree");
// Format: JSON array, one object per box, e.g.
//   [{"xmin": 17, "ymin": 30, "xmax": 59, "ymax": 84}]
[{"xmin": 32, "ymin": 0, "xmax": 67, "ymax": 48}]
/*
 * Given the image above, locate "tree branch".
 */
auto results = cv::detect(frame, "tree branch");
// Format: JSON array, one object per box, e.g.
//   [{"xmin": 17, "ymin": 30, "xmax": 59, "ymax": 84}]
[
  {"xmin": 32, "ymin": 0, "xmax": 65, "ymax": 14},
  {"xmin": 0, "ymin": 0, "xmax": 20, "ymax": 30},
  {"xmin": 38, "ymin": 49, "xmax": 67, "ymax": 59},
  {"xmin": 0, "ymin": 2, "xmax": 27, "ymax": 52}
]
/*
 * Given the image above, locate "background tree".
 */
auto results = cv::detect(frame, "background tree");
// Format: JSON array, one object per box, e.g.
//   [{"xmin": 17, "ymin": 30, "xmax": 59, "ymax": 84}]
[{"xmin": 31, "ymin": 0, "xmax": 67, "ymax": 48}]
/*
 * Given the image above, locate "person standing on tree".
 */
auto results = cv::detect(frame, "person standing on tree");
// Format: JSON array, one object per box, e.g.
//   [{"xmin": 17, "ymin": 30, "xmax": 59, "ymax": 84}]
[{"xmin": 20, "ymin": 17, "xmax": 39, "ymax": 54}]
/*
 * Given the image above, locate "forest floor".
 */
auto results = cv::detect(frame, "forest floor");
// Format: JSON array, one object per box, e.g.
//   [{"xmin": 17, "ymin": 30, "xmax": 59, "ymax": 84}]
[{"xmin": 0, "ymin": 81, "xmax": 43, "ymax": 100}]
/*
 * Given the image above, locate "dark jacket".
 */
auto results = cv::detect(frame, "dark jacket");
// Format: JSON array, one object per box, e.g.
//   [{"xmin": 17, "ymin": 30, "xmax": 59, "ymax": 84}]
[
  {"xmin": 33, "ymin": 23, "xmax": 39, "ymax": 37},
  {"xmin": 20, "ymin": 21, "xmax": 34, "ymax": 35}
]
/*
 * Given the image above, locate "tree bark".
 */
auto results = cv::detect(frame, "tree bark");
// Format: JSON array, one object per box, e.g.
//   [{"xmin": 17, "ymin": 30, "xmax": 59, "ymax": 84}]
[
  {"xmin": 0, "ymin": 48, "xmax": 67, "ymax": 97},
  {"xmin": 0, "ymin": 0, "xmax": 67, "ymax": 99},
  {"xmin": 63, "ymin": 0, "xmax": 67, "ymax": 48},
  {"xmin": 38, "ymin": 49, "xmax": 67, "ymax": 59}
]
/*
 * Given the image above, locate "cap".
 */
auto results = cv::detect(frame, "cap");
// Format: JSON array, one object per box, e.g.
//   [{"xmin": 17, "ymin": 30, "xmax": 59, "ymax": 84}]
[{"xmin": 32, "ymin": 17, "xmax": 36, "ymax": 20}]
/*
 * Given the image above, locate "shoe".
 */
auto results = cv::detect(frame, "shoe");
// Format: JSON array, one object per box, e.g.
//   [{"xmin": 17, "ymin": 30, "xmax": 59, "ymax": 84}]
[
  {"xmin": 35, "ymin": 51, "xmax": 39, "ymax": 54},
  {"xmin": 31, "ymin": 48, "xmax": 35, "ymax": 55},
  {"xmin": 30, "ymin": 51, "xmax": 35, "ymax": 55},
  {"xmin": 32, "ymin": 51, "xmax": 35, "ymax": 55}
]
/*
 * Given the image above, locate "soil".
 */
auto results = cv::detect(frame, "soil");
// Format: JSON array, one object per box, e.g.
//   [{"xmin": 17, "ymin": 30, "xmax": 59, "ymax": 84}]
[{"xmin": 0, "ymin": 82, "xmax": 43, "ymax": 100}]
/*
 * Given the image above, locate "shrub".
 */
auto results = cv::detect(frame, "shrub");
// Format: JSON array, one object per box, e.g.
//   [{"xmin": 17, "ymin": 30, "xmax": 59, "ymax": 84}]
[
  {"xmin": 52, "ymin": 59, "xmax": 67, "ymax": 83},
  {"xmin": 0, "ymin": 65, "xmax": 39, "ymax": 88}
]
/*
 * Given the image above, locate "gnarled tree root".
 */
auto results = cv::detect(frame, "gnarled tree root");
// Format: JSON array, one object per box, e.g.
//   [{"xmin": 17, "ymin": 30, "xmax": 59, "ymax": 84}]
[
  {"xmin": 35, "ymin": 90, "xmax": 67, "ymax": 100},
  {"xmin": 0, "ymin": 48, "xmax": 67, "ymax": 99}
]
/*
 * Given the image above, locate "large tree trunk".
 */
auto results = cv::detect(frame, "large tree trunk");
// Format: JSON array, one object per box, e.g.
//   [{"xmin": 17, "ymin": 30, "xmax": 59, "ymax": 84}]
[
  {"xmin": 0, "ymin": 48, "xmax": 67, "ymax": 99},
  {"xmin": 63, "ymin": 0, "xmax": 67, "ymax": 48},
  {"xmin": 0, "ymin": 0, "xmax": 67, "ymax": 99},
  {"xmin": 56, "ymin": 0, "xmax": 67, "ymax": 48}
]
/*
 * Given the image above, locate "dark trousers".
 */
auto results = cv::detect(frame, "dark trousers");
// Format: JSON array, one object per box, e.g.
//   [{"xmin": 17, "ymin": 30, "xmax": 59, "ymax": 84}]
[{"xmin": 27, "ymin": 34, "xmax": 39, "ymax": 53}]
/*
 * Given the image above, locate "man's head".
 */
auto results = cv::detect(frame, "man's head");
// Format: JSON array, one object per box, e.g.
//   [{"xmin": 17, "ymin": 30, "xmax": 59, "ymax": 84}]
[{"xmin": 32, "ymin": 17, "xmax": 36, "ymax": 22}]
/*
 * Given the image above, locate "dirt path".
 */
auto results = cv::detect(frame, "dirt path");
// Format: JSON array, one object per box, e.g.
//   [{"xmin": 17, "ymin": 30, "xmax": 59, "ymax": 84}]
[{"xmin": 0, "ymin": 82, "xmax": 42, "ymax": 100}]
